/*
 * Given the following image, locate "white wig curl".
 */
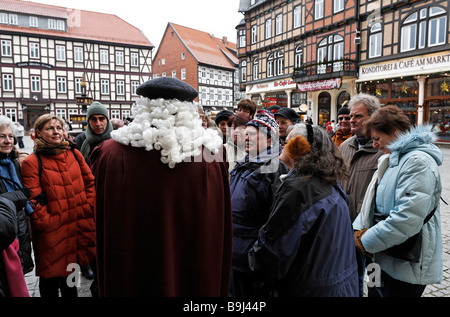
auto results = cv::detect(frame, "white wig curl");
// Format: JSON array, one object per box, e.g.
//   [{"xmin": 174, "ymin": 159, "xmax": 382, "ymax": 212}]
[{"xmin": 112, "ymin": 97, "xmax": 223, "ymax": 168}]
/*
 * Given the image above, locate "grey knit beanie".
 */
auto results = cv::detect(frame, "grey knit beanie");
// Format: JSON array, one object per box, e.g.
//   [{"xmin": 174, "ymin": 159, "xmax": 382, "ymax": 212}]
[{"xmin": 87, "ymin": 101, "xmax": 109, "ymax": 121}]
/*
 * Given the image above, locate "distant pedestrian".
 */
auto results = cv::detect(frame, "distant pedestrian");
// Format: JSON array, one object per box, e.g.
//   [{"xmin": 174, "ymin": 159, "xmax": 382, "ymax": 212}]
[
  {"xmin": 13, "ymin": 122, "xmax": 25, "ymax": 149},
  {"xmin": 353, "ymin": 105, "xmax": 443, "ymax": 297},
  {"xmin": 332, "ymin": 106, "xmax": 353, "ymax": 147}
]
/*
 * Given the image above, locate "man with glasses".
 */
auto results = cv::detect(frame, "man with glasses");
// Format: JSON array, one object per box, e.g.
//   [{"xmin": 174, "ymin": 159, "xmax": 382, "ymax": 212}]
[
  {"xmin": 338, "ymin": 93, "xmax": 383, "ymax": 297},
  {"xmin": 331, "ymin": 106, "xmax": 353, "ymax": 147}
]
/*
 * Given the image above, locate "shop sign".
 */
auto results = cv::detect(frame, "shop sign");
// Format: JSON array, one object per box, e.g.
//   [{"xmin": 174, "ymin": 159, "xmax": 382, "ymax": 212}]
[
  {"xmin": 246, "ymin": 78, "xmax": 296, "ymax": 93},
  {"xmin": 297, "ymin": 78, "xmax": 342, "ymax": 92},
  {"xmin": 359, "ymin": 52, "xmax": 450, "ymax": 81}
]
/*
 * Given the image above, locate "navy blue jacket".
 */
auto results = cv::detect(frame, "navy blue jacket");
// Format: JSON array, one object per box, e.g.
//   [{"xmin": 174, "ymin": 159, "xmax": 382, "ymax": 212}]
[
  {"xmin": 249, "ymin": 169, "xmax": 358, "ymax": 296},
  {"xmin": 230, "ymin": 147, "xmax": 288, "ymax": 273}
]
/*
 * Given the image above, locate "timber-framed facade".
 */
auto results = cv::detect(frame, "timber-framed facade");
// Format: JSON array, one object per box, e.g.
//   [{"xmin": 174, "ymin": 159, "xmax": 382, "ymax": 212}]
[{"xmin": 0, "ymin": 0, "xmax": 153, "ymax": 131}]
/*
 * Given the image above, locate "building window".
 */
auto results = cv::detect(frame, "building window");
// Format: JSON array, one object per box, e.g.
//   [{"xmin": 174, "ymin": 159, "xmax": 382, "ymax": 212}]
[
  {"xmin": 111, "ymin": 110, "xmax": 120, "ymax": 119},
  {"xmin": 267, "ymin": 54, "xmax": 274, "ymax": 77},
  {"xmin": 241, "ymin": 61, "xmax": 247, "ymax": 82},
  {"xmin": 172, "ymin": 70, "xmax": 176, "ymax": 78},
  {"xmin": 0, "ymin": 13, "xmax": 7, "ymax": 24},
  {"xmin": 29, "ymin": 42, "xmax": 40, "ymax": 59},
  {"xmin": 429, "ymin": 7, "xmax": 446, "ymax": 47},
  {"xmin": 131, "ymin": 81, "xmax": 139, "ymax": 95},
  {"xmin": 122, "ymin": 110, "xmax": 131, "ymax": 121},
  {"xmin": 31, "ymin": 76, "xmax": 41, "ymax": 92},
  {"xmin": 401, "ymin": 7, "xmax": 447, "ymax": 52},
  {"xmin": 181, "ymin": 68, "xmax": 186, "ymax": 80},
  {"xmin": 251, "ymin": 25, "xmax": 258, "ymax": 43},
  {"xmin": 75, "ymin": 78, "xmax": 82, "ymax": 94},
  {"xmin": 334, "ymin": 0, "xmax": 344, "ymax": 13},
  {"xmin": 317, "ymin": 35, "xmax": 344, "ymax": 73},
  {"xmin": 2, "ymin": 74, "xmax": 13, "ymax": 91},
  {"xmin": 74, "ymin": 47, "xmax": 83, "ymax": 62},
  {"xmin": 275, "ymin": 14, "xmax": 283, "ymax": 35},
  {"xmin": 294, "ymin": 6, "xmax": 302, "ymax": 28},
  {"xmin": 1, "ymin": 40, "xmax": 12, "ymax": 57},
  {"xmin": 266, "ymin": 19, "xmax": 272, "ymax": 39},
  {"xmin": 369, "ymin": 23, "xmax": 382, "ymax": 58},
  {"xmin": 57, "ymin": 77, "xmax": 67, "ymax": 93},
  {"xmin": 56, "ymin": 109, "xmax": 66, "ymax": 120},
  {"xmin": 130, "ymin": 52, "xmax": 139, "ymax": 67},
  {"xmin": 253, "ymin": 58, "xmax": 259, "ymax": 80},
  {"xmin": 116, "ymin": 51, "xmax": 124, "ymax": 65},
  {"xmin": 29, "ymin": 16, "xmax": 38, "ymax": 27},
  {"xmin": 5, "ymin": 109, "xmax": 16, "ymax": 122},
  {"xmin": 9, "ymin": 14, "xmax": 18, "ymax": 25},
  {"xmin": 239, "ymin": 30, "xmax": 246, "ymax": 48},
  {"xmin": 315, "ymin": 0, "xmax": 324, "ymax": 19},
  {"xmin": 101, "ymin": 79, "xmax": 110, "ymax": 94},
  {"xmin": 100, "ymin": 49, "xmax": 109, "ymax": 64},
  {"xmin": 57, "ymin": 20, "xmax": 65, "ymax": 31},
  {"xmin": 276, "ymin": 52, "xmax": 284, "ymax": 75},
  {"xmin": 295, "ymin": 46, "xmax": 303, "ymax": 68},
  {"xmin": 56, "ymin": 45, "xmax": 66, "ymax": 61},
  {"xmin": 48, "ymin": 19, "xmax": 57, "ymax": 29},
  {"xmin": 181, "ymin": 52, "xmax": 185, "ymax": 60},
  {"xmin": 116, "ymin": 80, "xmax": 125, "ymax": 95}
]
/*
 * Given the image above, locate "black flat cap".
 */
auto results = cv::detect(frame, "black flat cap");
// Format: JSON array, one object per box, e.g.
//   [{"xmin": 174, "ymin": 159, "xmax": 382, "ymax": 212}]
[
  {"xmin": 215, "ymin": 110, "xmax": 234, "ymax": 125},
  {"xmin": 274, "ymin": 107, "xmax": 301, "ymax": 122},
  {"xmin": 136, "ymin": 77, "xmax": 198, "ymax": 102}
]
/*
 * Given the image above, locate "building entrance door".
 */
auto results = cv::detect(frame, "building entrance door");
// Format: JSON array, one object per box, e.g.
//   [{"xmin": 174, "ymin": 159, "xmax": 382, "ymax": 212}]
[
  {"xmin": 318, "ymin": 91, "xmax": 331, "ymax": 127},
  {"xmin": 24, "ymin": 107, "xmax": 49, "ymax": 130}
]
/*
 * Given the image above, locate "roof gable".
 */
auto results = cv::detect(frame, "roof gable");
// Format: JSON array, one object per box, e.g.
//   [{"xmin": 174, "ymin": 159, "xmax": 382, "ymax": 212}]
[{"xmin": 170, "ymin": 23, "xmax": 237, "ymax": 69}]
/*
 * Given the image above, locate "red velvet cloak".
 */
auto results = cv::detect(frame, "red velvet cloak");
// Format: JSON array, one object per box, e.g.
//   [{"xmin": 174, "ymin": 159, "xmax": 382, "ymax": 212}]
[{"xmin": 90, "ymin": 139, "xmax": 232, "ymax": 297}]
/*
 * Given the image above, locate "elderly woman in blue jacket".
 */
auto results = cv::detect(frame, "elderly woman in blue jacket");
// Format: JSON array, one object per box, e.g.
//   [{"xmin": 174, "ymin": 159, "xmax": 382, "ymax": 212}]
[
  {"xmin": 353, "ymin": 105, "xmax": 443, "ymax": 297},
  {"xmin": 248, "ymin": 123, "xmax": 358, "ymax": 296},
  {"xmin": 229, "ymin": 110, "xmax": 288, "ymax": 297}
]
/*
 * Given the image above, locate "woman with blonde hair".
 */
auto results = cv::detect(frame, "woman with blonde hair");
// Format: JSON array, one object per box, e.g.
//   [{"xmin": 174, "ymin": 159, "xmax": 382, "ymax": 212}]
[{"xmin": 21, "ymin": 114, "xmax": 96, "ymax": 297}]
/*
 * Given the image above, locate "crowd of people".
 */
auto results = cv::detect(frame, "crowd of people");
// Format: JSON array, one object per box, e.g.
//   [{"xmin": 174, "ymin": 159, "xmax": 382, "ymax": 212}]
[{"xmin": 0, "ymin": 76, "xmax": 444, "ymax": 298}]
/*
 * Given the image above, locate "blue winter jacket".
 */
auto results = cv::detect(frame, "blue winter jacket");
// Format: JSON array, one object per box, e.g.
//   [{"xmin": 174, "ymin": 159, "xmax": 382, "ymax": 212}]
[
  {"xmin": 229, "ymin": 146, "xmax": 288, "ymax": 273},
  {"xmin": 248, "ymin": 169, "xmax": 358, "ymax": 296},
  {"xmin": 353, "ymin": 126, "xmax": 443, "ymax": 285}
]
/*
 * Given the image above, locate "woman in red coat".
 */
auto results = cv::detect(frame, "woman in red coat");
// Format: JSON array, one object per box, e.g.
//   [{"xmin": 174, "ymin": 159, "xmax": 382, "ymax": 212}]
[{"xmin": 21, "ymin": 114, "xmax": 96, "ymax": 297}]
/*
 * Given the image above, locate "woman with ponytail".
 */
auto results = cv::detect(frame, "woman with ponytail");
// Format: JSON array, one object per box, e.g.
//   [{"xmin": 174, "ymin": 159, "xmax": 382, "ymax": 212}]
[
  {"xmin": 21, "ymin": 114, "xmax": 96, "ymax": 297},
  {"xmin": 248, "ymin": 123, "xmax": 358, "ymax": 296}
]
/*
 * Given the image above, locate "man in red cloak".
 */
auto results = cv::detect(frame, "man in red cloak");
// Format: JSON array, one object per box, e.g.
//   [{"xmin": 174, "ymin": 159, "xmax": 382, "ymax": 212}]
[{"xmin": 91, "ymin": 77, "xmax": 232, "ymax": 296}]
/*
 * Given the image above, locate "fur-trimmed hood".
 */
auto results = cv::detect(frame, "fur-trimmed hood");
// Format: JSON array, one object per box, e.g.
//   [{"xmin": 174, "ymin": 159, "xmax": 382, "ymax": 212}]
[
  {"xmin": 112, "ymin": 97, "xmax": 223, "ymax": 168},
  {"xmin": 387, "ymin": 124, "xmax": 443, "ymax": 167}
]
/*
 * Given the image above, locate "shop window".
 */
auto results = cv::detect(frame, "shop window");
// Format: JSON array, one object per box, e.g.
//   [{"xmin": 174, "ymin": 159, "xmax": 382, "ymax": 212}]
[
  {"xmin": 391, "ymin": 81, "xmax": 418, "ymax": 99},
  {"xmin": 337, "ymin": 91, "xmax": 350, "ymax": 107},
  {"xmin": 429, "ymin": 100, "xmax": 450, "ymax": 141},
  {"xmin": 427, "ymin": 77, "xmax": 450, "ymax": 97}
]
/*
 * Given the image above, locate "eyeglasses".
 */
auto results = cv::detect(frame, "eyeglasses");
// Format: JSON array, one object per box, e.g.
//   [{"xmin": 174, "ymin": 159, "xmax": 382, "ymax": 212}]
[{"xmin": 338, "ymin": 116, "xmax": 351, "ymax": 121}]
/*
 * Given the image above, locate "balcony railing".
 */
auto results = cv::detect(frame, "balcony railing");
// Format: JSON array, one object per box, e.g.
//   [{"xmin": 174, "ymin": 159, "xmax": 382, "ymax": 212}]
[{"xmin": 293, "ymin": 59, "xmax": 359, "ymax": 82}]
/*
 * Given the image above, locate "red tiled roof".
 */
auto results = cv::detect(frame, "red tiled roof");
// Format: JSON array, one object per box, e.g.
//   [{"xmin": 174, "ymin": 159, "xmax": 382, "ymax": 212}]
[
  {"xmin": 170, "ymin": 23, "xmax": 238, "ymax": 69},
  {"xmin": 0, "ymin": 0, "xmax": 153, "ymax": 47}
]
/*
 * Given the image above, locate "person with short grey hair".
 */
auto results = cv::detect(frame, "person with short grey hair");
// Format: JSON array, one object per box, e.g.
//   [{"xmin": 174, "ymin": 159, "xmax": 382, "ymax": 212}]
[{"xmin": 338, "ymin": 93, "xmax": 384, "ymax": 297}]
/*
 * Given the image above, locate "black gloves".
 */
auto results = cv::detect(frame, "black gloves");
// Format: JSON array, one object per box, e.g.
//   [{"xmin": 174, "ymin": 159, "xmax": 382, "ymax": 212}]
[{"xmin": 0, "ymin": 187, "xmax": 31, "ymax": 211}]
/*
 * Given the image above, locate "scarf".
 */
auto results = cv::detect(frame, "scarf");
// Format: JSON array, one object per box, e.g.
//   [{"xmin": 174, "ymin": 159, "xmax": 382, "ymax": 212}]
[
  {"xmin": 34, "ymin": 137, "xmax": 71, "ymax": 156},
  {"xmin": 358, "ymin": 154, "xmax": 390, "ymax": 228},
  {"xmin": 80, "ymin": 122, "xmax": 113, "ymax": 163},
  {"xmin": 0, "ymin": 154, "xmax": 33, "ymax": 214},
  {"xmin": 2, "ymin": 239, "xmax": 29, "ymax": 297}
]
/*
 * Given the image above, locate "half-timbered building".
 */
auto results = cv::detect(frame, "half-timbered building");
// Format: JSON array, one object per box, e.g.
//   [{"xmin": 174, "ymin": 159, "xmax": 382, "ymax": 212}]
[
  {"xmin": 238, "ymin": 0, "xmax": 359, "ymax": 126},
  {"xmin": 357, "ymin": 0, "xmax": 450, "ymax": 140},
  {"xmin": 0, "ymin": 0, "xmax": 153, "ymax": 130}
]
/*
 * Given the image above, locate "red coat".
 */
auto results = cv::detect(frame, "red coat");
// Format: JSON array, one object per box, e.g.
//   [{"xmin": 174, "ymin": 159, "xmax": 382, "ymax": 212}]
[
  {"xmin": 21, "ymin": 148, "xmax": 96, "ymax": 279},
  {"xmin": 91, "ymin": 139, "xmax": 232, "ymax": 297}
]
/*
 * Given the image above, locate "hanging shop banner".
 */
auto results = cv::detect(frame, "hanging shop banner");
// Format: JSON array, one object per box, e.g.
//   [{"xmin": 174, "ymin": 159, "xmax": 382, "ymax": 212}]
[{"xmin": 297, "ymin": 78, "xmax": 342, "ymax": 92}]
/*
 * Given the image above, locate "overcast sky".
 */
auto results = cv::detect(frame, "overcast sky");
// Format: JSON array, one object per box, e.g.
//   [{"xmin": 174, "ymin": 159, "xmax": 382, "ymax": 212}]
[{"xmin": 24, "ymin": 0, "xmax": 244, "ymax": 50}]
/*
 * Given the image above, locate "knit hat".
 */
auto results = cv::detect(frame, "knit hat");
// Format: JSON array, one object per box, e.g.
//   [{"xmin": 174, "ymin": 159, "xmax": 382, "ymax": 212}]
[
  {"xmin": 87, "ymin": 101, "xmax": 109, "ymax": 121},
  {"xmin": 337, "ymin": 106, "xmax": 350, "ymax": 117},
  {"xmin": 275, "ymin": 107, "xmax": 301, "ymax": 123},
  {"xmin": 215, "ymin": 110, "xmax": 234, "ymax": 125},
  {"xmin": 246, "ymin": 110, "xmax": 278, "ymax": 138},
  {"xmin": 136, "ymin": 77, "xmax": 198, "ymax": 102}
]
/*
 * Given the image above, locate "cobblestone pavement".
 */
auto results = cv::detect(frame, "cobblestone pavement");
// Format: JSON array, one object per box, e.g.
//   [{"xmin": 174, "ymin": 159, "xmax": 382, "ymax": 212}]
[{"xmin": 20, "ymin": 137, "xmax": 450, "ymax": 297}]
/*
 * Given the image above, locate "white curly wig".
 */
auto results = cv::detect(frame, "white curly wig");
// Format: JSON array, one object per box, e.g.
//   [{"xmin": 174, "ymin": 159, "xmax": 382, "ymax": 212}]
[{"xmin": 111, "ymin": 97, "xmax": 223, "ymax": 168}]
